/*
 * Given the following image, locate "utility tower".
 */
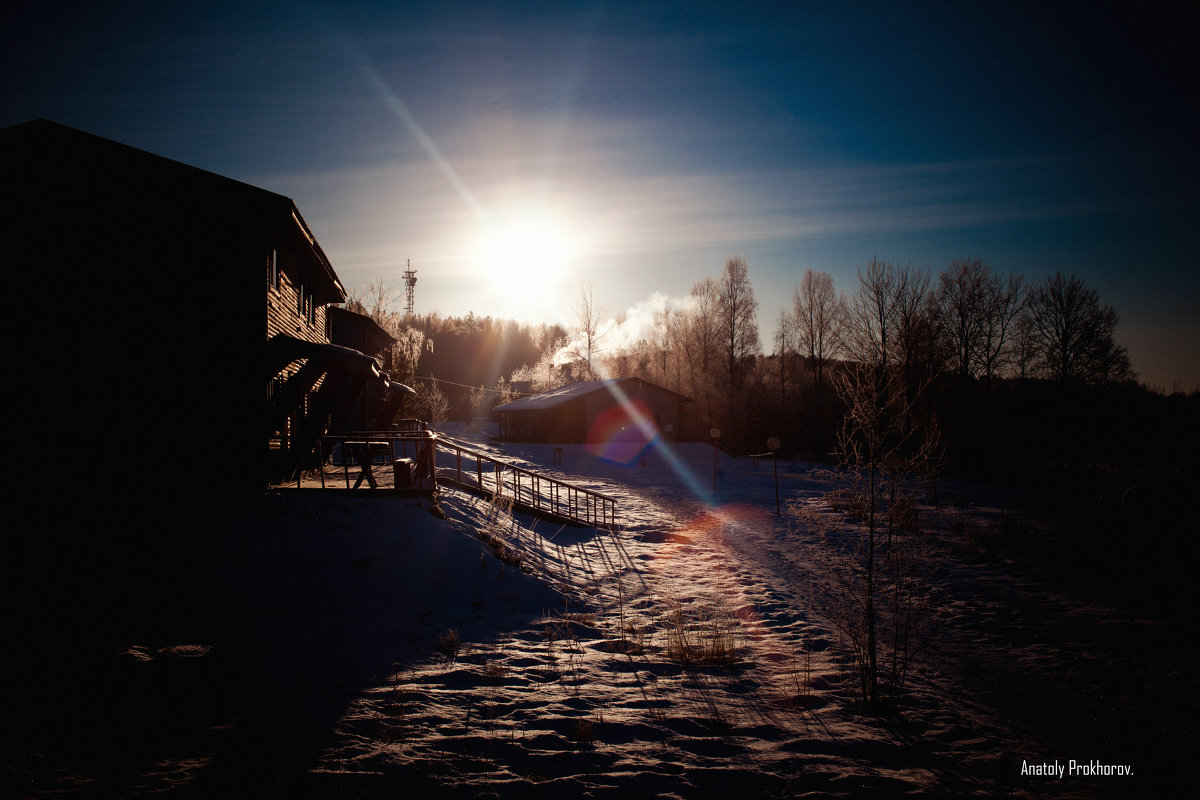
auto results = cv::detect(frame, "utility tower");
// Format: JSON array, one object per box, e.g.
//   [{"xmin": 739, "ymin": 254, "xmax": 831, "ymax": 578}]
[{"xmin": 402, "ymin": 260, "xmax": 417, "ymax": 316}]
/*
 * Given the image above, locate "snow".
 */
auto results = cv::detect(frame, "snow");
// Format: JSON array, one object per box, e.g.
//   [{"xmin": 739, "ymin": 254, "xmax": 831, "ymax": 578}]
[{"xmin": 13, "ymin": 423, "xmax": 1193, "ymax": 797}]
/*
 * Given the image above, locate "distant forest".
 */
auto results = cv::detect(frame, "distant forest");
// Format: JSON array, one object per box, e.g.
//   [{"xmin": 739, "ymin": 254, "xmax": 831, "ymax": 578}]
[{"xmin": 346, "ymin": 259, "xmax": 1198, "ymax": 509}]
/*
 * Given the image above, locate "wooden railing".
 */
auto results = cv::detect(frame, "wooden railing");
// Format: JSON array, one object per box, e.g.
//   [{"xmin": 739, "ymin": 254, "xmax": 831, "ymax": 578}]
[
  {"xmin": 308, "ymin": 429, "xmax": 617, "ymax": 530},
  {"xmin": 435, "ymin": 436, "xmax": 618, "ymax": 531},
  {"xmin": 316, "ymin": 430, "xmax": 438, "ymax": 491}
]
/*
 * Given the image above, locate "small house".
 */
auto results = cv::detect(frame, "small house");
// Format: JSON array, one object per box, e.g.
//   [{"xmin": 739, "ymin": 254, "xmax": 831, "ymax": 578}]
[{"xmin": 494, "ymin": 378, "xmax": 691, "ymax": 443}]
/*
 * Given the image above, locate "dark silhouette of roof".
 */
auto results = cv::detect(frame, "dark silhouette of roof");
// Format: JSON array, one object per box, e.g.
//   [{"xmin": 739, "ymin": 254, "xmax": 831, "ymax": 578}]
[
  {"xmin": 2, "ymin": 118, "xmax": 344, "ymax": 303},
  {"xmin": 494, "ymin": 377, "xmax": 692, "ymax": 413}
]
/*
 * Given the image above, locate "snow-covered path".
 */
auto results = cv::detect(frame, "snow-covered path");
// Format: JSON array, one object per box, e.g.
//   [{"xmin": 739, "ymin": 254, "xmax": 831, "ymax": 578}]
[
  {"xmin": 18, "ymin": 429, "xmax": 1186, "ymax": 798},
  {"xmin": 314, "ymin": 435, "xmax": 1101, "ymax": 798}
]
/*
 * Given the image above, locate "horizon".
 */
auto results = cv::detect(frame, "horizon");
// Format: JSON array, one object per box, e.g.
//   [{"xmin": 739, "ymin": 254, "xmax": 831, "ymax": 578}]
[{"xmin": 4, "ymin": 1, "xmax": 1198, "ymax": 390}]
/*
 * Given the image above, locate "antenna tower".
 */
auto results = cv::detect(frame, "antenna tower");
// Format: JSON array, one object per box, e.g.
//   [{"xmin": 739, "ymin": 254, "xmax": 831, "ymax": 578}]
[{"xmin": 402, "ymin": 260, "xmax": 418, "ymax": 315}]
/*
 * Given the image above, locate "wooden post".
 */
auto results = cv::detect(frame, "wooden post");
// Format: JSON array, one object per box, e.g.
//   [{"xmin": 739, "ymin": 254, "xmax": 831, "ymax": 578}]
[
  {"xmin": 318, "ymin": 439, "xmax": 326, "ymax": 489},
  {"xmin": 429, "ymin": 436, "xmax": 437, "ymax": 490}
]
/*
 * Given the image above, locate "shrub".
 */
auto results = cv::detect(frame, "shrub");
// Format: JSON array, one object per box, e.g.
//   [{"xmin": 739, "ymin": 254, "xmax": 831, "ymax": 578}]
[{"xmin": 436, "ymin": 628, "xmax": 461, "ymax": 662}]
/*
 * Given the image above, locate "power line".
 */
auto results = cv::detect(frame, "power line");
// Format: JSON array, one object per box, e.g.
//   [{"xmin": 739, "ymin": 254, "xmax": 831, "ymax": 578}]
[{"xmin": 410, "ymin": 374, "xmax": 539, "ymax": 397}]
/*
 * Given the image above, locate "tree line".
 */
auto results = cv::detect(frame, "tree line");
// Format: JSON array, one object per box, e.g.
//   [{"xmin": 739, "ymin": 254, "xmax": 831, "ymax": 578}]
[
  {"xmin": 549, "ymin": 256, "xmax": 1139, "ymax": 451},
  {"xmin": 348, "ymin": 256, "xmax": 1196, "ymax": 491}
]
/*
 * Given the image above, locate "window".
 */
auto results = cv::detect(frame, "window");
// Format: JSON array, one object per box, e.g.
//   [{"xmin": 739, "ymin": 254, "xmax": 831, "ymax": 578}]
[
  {"xmin": 297, "ymin": 280, "xmax": 316, "ymax": 326},
  {"xmin": 267, "ymin": 248, "xmax": 279, "ymax": 290}
]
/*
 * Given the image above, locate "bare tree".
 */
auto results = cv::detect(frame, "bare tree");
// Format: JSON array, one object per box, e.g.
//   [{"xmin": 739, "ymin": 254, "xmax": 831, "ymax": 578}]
[
  {"xmin": 391, "ymin": 327, "xmax": 432, "ymax": 384},
  {"xmin": 346, "ymin": 276, "xmax": 431, "ymax": 383},
  {"xmin": 416, "ymin": 377, "xmax": 450, "ymax": 429},
  {"xmin": 1011, "ymin": 310, "xmax": 1039, "ymax": 380},
  {"xmin": 655, "ymin": 306, "xmax": 687, "ymax": 394},
  {"xmin": 936, "ymin": 257, "xmax": 989, "ymax": 381},
  {"xmin": 892, "ymin": 264, "xmax": 932, "ymax": 405},
  {"xmin": 717, "ymin": 256, "xmax": 760, "ymax": 436},
  {"xmin": 687, "ymin": 276, "xmax": 722, "ymax": 423},
  {"xmin": 509, "ymin": 334, "xmax": 568, "ymax": 394},
  {"xmin": 844, "ymin": 257, "xmax": 899, "ymax": 373},
  {"xmin": 568, "ymin": 283, "xmax": 609, "ymax": 380},
  {"xmin": 976, "ymin": 270, "xmax": 1028, "ymax": 386},
  {"xmin": 774, "ymin": 308, "xmax": 792, "ymax": 412},
  {"xmin": 792, "ymin": 269, "xmax": 844, "ymax": 397},
  {"xmin": 814, "ymin": 357, "xmax": 940, "ymax": 709},
  {"xmin": 798, "ymin": 257, "xmax": 943, "ymax": 708},
  {"xmin": 346, "ymin": 274, "xmax": 401, "ymax": 321},
  {"xmin": 1026, "ymin": 273, "xmax": 1132, "ymax": 384}
]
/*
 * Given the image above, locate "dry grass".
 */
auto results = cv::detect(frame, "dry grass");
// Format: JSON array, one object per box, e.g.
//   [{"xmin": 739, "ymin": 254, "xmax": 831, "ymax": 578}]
[
  {"xmin": 572, "ymin": 717, "xmax": 595, "ymax": 747},
  {"xmin": 479, "ymin": 494, "xmax": 526, "ymax": 568},
  {"xmin": 436, "ymin": 628, "xmax": 461, "ymax": 663},
  {"xmin": 572, "ymin": 709, "xmax": 605, "ymax": 748},
  {"xmin": 482, "ymin": 659, "xmax": 506, "ymax": 684},
  {"xmin": 663, "ymin": 594, "xmax": 745, "ymax": 669},
  {"xmin": 784, "ymin": 639, "xmax": 814, "ymax": 708}
]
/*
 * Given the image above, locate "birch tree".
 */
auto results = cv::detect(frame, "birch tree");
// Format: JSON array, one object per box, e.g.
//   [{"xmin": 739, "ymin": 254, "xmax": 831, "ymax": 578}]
[
  {"xmin": 569, "ymin": 282, "xmax": 609, "ymax": 380},
  {"xmin": 717, "ymin": 255, "xmax": 760, "ymax": 437},
  {"xmin": 792, "ymin": 269, "xmax": 844, "ymax": 397}
]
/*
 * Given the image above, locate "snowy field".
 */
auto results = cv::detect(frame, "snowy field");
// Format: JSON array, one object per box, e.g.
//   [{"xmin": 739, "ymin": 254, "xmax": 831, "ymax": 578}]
[{"xmin": 18, "ymin": 425, "xmax": 1193, "ymax": 797}]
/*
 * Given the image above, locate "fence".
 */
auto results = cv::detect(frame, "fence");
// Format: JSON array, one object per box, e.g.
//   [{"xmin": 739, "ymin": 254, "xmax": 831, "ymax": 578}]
[
  {"xmin": 315, "ymin": 430, "xmax": 438, "ymax": 491},
  {"xmin": 435, "ymin": 436, "xmax": 618, "ymax": 531},
  {"xmin": 305, "ymin": 430, "xmax": 617, "ymax": 530}
]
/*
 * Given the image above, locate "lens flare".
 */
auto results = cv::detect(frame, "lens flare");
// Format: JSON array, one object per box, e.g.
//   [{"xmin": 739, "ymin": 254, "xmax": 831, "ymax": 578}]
[{"xmin": 585, "ymin": 399, "xmax": 659, "ymax": 465}]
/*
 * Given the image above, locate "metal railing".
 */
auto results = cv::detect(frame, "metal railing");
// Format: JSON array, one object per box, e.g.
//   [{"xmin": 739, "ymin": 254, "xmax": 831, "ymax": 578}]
[
  {"xmin": 435, "ymin": 436, "xmax": 618, "ymax": 531},
  {"xmin": 302, "ymin": 429, "xmax": 617, "ymax": 530}
]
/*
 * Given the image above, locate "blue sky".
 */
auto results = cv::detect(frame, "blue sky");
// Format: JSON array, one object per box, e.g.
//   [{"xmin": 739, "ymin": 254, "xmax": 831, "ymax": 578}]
[{"xmin": 4, "ymin": 1, "xmax": 1198, "ymax": 389}]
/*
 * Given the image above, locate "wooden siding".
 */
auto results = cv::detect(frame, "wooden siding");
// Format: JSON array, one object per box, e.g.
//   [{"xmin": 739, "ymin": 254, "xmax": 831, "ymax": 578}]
[{"xmin": 267, "ymin": 244, "xmax": 331, "ymax": 345}]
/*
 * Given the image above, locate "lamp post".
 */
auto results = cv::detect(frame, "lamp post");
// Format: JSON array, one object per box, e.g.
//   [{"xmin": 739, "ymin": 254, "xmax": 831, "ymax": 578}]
[
  {"xmin": 767, "ymin": 436, "xmax": 781, "ymax": 516},
  {"xmin": 710, "ymin": 427, "xmax": 721, "ymax": 492}
]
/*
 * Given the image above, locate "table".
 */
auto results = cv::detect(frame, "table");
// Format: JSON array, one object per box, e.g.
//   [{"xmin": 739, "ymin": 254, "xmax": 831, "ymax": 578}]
[{"xmin": 344, "ymin": 441, "xmax": 391, "ymax": 489}]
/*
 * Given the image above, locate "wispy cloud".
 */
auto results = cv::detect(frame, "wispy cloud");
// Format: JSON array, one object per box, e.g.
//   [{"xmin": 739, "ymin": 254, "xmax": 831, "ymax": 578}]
[{"xmin": 256, "ymin": 106, "xmax": 1119, "ymax": 324}]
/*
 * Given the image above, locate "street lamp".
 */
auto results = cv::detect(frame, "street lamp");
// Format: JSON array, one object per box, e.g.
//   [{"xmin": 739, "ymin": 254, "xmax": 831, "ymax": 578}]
[
  {"xmin": 767, "ymin": 436, "xmax": 782, "ymax": 516},
  {"xmin": 710, "ymin": 427, "xmax": 721, "ymax": 492}
]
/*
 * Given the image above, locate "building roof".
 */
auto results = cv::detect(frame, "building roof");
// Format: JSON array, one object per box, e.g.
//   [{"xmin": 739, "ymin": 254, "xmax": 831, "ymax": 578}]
[
  {"xmin": 327, "ymin": 306, "xmax": 398, "ymax": 355},
  {"xmin": 267, "ymin": 333, "xmax": 383, "ymax": 380},
  {"xmin": 1, "ymin": 118, "xmax": 345, "ymax": 304},
  {"xmin": 494, "ymin": 378, "xmax": 691, "ymax": 413}
]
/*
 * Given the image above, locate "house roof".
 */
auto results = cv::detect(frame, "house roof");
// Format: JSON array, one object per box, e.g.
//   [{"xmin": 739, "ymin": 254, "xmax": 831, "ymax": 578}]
[
  {"xmin": 494, "ymin": 378, "xmax": 691, "ymax": 413},
  {"xmin": 2, "ymin": 118, "xmax": 345, "ymax": 303},
  {"xmin": 327, "ymin": 306, "xmax": 397, "ymax": 355},
  {"xmin": 267, "ymin": 333, "xmax": 382, "ymax": 380}
]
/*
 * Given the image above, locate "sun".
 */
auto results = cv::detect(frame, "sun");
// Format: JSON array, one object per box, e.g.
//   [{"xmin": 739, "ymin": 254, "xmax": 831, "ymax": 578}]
[{"xmin": 474, "ymin": 209, "xmax": 574, "ymax": 306}]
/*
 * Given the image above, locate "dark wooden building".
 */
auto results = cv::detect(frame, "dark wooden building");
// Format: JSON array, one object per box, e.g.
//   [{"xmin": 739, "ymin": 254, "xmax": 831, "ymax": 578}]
[
  {"xmin": 2, "ymin": 119, "xmax": 387, "ymax": 497},
  {"xmin": 494, "ymin": 378, "xmax": 691, "ymax": 443},
  {"xmin": 326, "ymin": 306, "xmax": 414, "ymax": 431}
]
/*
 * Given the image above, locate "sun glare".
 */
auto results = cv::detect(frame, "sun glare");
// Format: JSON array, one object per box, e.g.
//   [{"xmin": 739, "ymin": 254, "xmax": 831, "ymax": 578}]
[{"xmin": 474, "ymin": 209, "xmax": 575, "ymax": 315}]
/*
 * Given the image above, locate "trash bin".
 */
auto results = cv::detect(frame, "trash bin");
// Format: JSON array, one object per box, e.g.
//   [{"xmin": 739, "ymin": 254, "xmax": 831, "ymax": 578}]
[{"xmin": 392, "ymin": 458, "xmax": 414, "ymax": 487}]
